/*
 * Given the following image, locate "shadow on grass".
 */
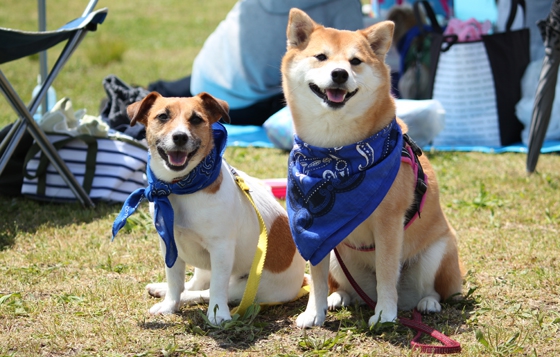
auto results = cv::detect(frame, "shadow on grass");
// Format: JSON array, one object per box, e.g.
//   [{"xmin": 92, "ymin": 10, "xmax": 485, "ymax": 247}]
[
  {"xmin": 141, "ymin": 320, "xmax": 178, "ymax": 331},
  {"xmin": 136, "ymin": 290, "xmax": 477, "ymax": 354},
  {"xmin": 0, "ymin": 195, "xmax": 121, "ymax": 250},
  {"xmin": 138, "ymin": 298, "xmax": 308, "ymax": 351},
  {"xmin": 318, "ymin": 291, "xmax": 477, "ymax": 352}
]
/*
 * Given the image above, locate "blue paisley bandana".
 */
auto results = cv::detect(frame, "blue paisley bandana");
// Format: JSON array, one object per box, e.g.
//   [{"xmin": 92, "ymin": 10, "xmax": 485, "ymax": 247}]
[
  {"xmin": 287, "ymin": 119, "xmax": 403, "ymax": 266},
  {"xmin": 112, "ymin": 122, "xmax": 228, "ymax": 268}
]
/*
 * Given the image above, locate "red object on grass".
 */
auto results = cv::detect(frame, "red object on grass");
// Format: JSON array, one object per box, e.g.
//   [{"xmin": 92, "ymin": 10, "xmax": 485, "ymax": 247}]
[{"xmin": 263, "ymin": 178, "xmax": 287, "ymax": 199}]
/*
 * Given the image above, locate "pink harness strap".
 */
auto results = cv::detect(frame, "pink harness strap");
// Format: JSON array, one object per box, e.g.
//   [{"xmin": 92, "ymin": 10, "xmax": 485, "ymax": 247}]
[{"xmin": 343, "ymin": 139, "xmax": 427, "ymax": 253}]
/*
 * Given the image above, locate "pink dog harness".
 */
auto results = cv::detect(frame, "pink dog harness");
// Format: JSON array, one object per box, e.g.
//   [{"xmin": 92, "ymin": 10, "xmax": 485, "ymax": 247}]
[
  {"xmin": 343, "ymin": 133, "xmax": 428, "ymax": 252},
  {"xmin": 335, "ymin": 134, "xmax": 461, "ymax": 354}
]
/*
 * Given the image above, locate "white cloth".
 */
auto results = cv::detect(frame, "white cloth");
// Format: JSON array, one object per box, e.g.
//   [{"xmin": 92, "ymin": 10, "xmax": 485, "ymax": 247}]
[{"xmin": 190, "ymin": 0, "xmax": 363, "ymax": 109}]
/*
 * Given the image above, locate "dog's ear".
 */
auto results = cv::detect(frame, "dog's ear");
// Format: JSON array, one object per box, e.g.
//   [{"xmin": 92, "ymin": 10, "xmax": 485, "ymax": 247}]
[
  {"xmin": 198, "ymin": 92, "xmax": 231, "ymax": 124},
  {"xmin": 127, "ymin": 91, "xmax": 161, "ymax": 126},
  {"xmin": 360, "ymin": 21, "xmax": 395, "ymax": 58},
  {"xmin": 286, "ymin": 8, "xmax": 316, "ymax": 49}
]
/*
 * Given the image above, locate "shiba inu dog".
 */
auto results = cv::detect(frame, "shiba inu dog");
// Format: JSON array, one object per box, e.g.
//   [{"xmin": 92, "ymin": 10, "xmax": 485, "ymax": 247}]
[
  {"xmin": 281, "ymin": 8, "xmax": 463, "ymax": 328},
  {"xmin": 113, "ymin": 92, "xmax": 306, "ymax": 324}
]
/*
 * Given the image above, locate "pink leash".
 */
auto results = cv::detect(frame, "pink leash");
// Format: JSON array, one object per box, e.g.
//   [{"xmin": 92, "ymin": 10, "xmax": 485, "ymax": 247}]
[{"xmin": 333, "ymin": 248, "xmax": 461, "ymax": 354}]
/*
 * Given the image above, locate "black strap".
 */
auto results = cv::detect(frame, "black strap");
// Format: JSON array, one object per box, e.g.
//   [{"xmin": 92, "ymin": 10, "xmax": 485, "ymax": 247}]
[
  {"xmin": 403, "ymin": 133, "xmax": 423, "ymax": 157},
  {"xmin": 414, "ymin": 1, "xmax": 443, "ymax": 34},
  {"xmin": 402, "ymin": 134, "xmax": 427, "ymax": 227},
  {"xmin": 24, "ymin": 134, "xmax": 98, "ymax": 195},
  {"xmin": 414, "ymin": 0, "xmax": 458, "ymax": 52},
  {"xmin": 506, "ymin": 0, "xmax": 526, "ymax": 31}
]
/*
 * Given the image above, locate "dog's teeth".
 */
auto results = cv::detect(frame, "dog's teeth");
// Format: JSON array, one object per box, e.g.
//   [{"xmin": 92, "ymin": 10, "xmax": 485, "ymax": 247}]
[
  {"xmin": 326, "ymin": 89, "xmax": 346, "ymax": 103},
  {"xmin": 167, "ymin": 151, "xmax": 188, "ymax": 166}
]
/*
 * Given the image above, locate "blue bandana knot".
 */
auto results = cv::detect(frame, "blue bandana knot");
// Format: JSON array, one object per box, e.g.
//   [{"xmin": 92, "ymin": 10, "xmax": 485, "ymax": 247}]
[
  {"xmin": 112, "ymin": 122, "xmax": 228, "ymax": 268},
  {"xmin": 287, "ymin": 119, "xmax": 403, "ymax": 266}
]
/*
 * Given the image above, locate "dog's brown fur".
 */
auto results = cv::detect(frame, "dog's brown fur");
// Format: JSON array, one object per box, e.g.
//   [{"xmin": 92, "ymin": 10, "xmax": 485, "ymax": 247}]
[
  {"xmin": 281, "ymin": 8, "xmax": 463, "ymax": 328},
  {"xmin": 126, "ymin": 92, "xmax": 306, "ymax": 324}
]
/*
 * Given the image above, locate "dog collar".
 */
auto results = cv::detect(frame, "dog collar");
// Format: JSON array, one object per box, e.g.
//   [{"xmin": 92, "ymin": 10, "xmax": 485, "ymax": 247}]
[
  {"xmin": 287, "ymin": 118, "xmax": 403, "ymax": 265},
  {"xmin": 112, "ymin": 122, "xmax": 228, "ymax": 268}
]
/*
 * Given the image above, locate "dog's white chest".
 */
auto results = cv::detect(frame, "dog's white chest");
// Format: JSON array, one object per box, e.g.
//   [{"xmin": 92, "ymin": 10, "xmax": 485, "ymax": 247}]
[{"xmin": 173, "ymin": 225, "xmax": 212, "ymax": 269}]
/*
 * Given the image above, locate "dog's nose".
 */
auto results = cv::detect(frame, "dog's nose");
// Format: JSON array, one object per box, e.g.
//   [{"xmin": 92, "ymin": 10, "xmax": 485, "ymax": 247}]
[
  {"xmin": 172, "ymin": 132, "xmax": 188, "ymax": 146},
  {"xmin": 331, "ymin": 68, "xmax": 349, "ymax": 84}
]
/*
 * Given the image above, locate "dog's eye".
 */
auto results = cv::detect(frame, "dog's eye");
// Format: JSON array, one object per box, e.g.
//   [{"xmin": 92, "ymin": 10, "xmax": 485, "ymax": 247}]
[
  {"xmin": 315, "ymin": 54, "xmax": 327, "ymax": 61},
  {"xmin": 156, "ymin": 113, "xmax": 169, "ymax": 122},
  {"xmin": 189, "ymin": 114, "xmax": 203, "ymax": 125},
  {"xmin": 350, "ymin": 58, "xmax": 362, "ymax": 65}
]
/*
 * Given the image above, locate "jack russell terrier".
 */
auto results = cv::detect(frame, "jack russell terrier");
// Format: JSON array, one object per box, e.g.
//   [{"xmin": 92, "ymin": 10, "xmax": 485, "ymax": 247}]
[{"xmin": 113, "ymin": 92, "xmax": 306, "ymax": 324}]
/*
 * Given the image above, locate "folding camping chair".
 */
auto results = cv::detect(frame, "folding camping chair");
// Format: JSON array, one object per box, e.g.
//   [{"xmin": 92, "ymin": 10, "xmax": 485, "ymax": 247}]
[{"xmin": 0, "ymin": 0, "xmax": 108, "ymax": 207}]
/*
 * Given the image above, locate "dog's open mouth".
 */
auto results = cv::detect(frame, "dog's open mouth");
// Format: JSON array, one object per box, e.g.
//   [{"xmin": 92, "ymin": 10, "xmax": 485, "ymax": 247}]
[
  {"xmin": 157, "ymin": 147, "xmax": 199, "ymax": 171},
  {"xmin": 309, "ymin": 83, "xmax": 358, "ymax": 108}
]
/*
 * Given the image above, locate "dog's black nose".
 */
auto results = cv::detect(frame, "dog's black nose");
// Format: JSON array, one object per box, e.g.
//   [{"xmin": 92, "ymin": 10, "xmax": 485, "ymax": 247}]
[
  {"xmin": 172, "ymin": 132, "xmax": 188, "ymax": 146},
  {"xmin": 331, "ymin": 68, "xmax": 348, "ymax": 84}
]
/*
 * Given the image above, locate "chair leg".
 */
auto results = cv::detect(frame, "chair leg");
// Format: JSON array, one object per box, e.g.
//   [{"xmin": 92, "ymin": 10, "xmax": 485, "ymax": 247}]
[{"xmin": 0, "ymin": 0, "xmax": 106, "ymax": 206}]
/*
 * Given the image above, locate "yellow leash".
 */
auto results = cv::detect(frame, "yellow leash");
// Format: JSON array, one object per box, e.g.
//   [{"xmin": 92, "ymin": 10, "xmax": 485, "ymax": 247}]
[
  {"xmin": 229, "ymin": 169, "xmax": 309, "ymax": 317},
  {"xmin": 230, "ymin": 172, "xmax": 268, "ymax": 316}
]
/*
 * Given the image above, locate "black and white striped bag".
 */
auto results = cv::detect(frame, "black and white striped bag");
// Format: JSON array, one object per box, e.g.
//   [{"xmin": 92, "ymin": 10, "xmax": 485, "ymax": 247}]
[{"xmin": 22, "ymin": 133, "xmax": 147, "ymax": 203}]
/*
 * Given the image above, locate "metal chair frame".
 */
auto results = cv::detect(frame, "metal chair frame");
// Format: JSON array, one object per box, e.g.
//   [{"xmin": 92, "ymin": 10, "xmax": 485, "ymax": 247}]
[{"xmin": 0, "ymin": 1, "xmax": 108, "ymax": 206}]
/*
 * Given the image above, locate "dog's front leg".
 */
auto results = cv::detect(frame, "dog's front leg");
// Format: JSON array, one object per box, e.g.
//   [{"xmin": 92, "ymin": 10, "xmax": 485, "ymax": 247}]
[
  {"xmin": 185, "ymin": 268, "xmax": 211, "ymax": 291},
  {"xmin": 206, "ymin": 241, "xmax": 235, "ymax": 324},
  {"xmin": 369, "ymin": 229, "xmax": 402, "ymax": 325},
  {"xmin": 296, "ymin": 256, "xmax": 330, "ymax": 328},
  {"xmin": 149, "ymin": 257, "xmax": 186, "ymax": 314}
]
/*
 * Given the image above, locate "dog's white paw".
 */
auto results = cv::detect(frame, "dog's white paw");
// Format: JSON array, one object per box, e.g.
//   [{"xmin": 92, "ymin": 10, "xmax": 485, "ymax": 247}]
[
  {"xmin": 146, "ymin": 283, "xmax": 168, "ymax": 298},
  {"xmin": 417, "ymin": 296, "xmax": 441, "ymax": 313},
  {"xmin": 206, "ymin": 305, "xmax": 231, "ymax": 325},
  {"xmin": 296, "ymin": 310, "xmax": 326, "ymax": 328},
  {"xmin": 368, "ymin": 307, "xmax": 397, "ymax": 326},
  {"xmin": 149, "ymin": 299, "xmax": 179, "ymax": 315},
  {"xmin": 327, "ymin": 291, "xmax": 351, "ymax": 310}
]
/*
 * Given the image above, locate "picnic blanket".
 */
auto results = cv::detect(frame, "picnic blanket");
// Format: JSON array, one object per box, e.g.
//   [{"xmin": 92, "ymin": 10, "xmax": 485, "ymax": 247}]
[
  {"xmin": 224, "ymin": 124, "xmax": 274, "ymax": 148},
  {"xmin": 424, "ymin": 140, "xmax": 560, "ymax": 153},
  {"xmin": 224, "ymin": 124, "xmax": 560, "ymax": 154}
]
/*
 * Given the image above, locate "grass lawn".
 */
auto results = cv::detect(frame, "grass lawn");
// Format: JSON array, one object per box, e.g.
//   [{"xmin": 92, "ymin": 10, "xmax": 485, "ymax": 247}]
[{"xmin": 1, "ymin": 1, "xmax": 560, "ymax": 356}]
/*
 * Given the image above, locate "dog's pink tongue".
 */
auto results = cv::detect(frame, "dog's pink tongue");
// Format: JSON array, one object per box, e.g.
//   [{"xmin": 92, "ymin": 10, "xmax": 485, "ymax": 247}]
[
  {"xmin": 168, "ymin": 151, "xmax": 188, "ymax": 166},
  {"xmin": 326, "ymin": 89, "xmax": 346, "ymax": 103}
]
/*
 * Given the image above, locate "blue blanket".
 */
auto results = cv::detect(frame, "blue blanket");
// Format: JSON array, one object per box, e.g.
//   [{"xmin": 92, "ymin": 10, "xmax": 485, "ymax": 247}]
[
  {"xmin": 224, "ymin": 124, "xmax": 560, "ymax": 154},
  {"xmin": 224, "ymin": 124, "xmax": 274, "ymax": 148},
  {"xmin": 423, "ymin": 140, "xmax": 560, "ymax": 154}
]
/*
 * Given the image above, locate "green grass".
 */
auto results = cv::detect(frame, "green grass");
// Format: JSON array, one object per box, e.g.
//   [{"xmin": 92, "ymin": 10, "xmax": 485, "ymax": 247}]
[{"xmin": 2, "ymin": 1, "xmax": 560, "ymax": 356}]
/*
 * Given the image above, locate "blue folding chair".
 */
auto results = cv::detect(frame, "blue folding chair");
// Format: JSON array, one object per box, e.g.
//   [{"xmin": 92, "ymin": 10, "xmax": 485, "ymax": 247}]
[{"xmin": 0, "ymin": 1, "xmax": 108, "ymax": 207}]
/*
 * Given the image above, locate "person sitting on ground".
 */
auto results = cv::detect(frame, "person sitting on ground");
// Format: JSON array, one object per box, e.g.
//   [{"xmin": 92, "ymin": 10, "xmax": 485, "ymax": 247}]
[{"xmin": 148, "ymin": 0, "xmax": 364, "ymax": 126}]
